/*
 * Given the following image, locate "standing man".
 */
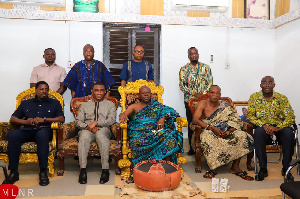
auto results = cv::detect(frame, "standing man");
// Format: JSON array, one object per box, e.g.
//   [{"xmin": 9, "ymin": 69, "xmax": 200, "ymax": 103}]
[
  {"xmin": 63, "ymin": 44, "xmax": 116, "ymax": 98},
  {"xmin": 2, "ymin": 81, "xmax": 65, "ymax": 186},
  {"xmin": 76, "ymin": 82, "xmax": 116, "ymax": 184},
  {"xmin": 119, "ymin": 45, "xmax": 154, "ymax": 86},
  {"xmin": 179, "ymin": 47, "xmax": 213, "ymax": 155},
  {"xmin": 30, "ymin": 48, "xmax": 67, "ymax": 95},
  {"xmin": 247, "ymin": 76, "xmax": 295, "ymax": 181}
]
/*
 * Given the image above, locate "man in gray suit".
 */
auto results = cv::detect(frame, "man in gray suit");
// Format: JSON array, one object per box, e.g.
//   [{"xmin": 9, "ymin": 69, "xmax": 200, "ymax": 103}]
[{"xmin": 75, "ymin": 82, "xmax": 116, "ymax": 184}]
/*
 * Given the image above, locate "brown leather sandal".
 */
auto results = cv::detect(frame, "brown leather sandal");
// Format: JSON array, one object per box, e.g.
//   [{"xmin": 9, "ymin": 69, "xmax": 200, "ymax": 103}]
[
  {"xmin": 203, "ymin": 170, "xmax": 217, "ymax": 179},
  {"xmin": 233, "ymin": 171, "xmax": 254, "ymax": 181}
]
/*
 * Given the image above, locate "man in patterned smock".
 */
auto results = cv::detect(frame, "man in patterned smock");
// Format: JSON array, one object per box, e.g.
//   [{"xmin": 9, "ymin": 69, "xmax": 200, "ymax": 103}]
[
  {"xmin": 247, "ymin": 76, "xmax": 295, "ymax": 181},
  {"xmin": 63, "ymin": 44, "xmax": 115, "ymax": 98},
  {"xmin": 179, "ymin": 47, "xmax": 213, "ymax": 155},
  {"xmin": 192, "ymin": 85, "xmax": 254, "ymax": 180},
  {"xmin": 119, "ymin": 86, "xmax": 183, "ymax": 167}
]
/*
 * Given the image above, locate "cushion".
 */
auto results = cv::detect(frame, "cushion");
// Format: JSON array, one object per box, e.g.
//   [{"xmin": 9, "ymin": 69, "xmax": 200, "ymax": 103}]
[
  {"xmin": 280, "ymin": 181, "xmax": 300, "ymax": 199},
  {"xmin": 62, "ymin": 138, "xmax": 116, "ymax": 151},
  {"xmin": 0, "ymin": 140, "xmax": 53, "ymax": 153},
  {"xmin": 133, "ymin": 160, "xmax": 181, "ymax": 192}
]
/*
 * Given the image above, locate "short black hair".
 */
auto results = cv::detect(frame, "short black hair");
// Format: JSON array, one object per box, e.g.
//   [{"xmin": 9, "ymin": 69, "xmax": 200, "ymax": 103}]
[
  {"xmin": 44, "ymin": 48, "xmax": 55, "ymax": 54},
  {"xmin": 35, "ymin": 81, "xmax": 49, "ymax": 89},
  {"xmin": 188, "ymin": 47, "xmax": 197, "ymax": 54},
  {"xmin": 242, "ymin": 107, "xmax": 247, "ymax": 110},
  {"xmin": 92, "ymin": 82, "xmax": 105, "ymax": 89},
  {"xmin": 209, "ymin": 85, "xmax": 221, "ymax": 91}
]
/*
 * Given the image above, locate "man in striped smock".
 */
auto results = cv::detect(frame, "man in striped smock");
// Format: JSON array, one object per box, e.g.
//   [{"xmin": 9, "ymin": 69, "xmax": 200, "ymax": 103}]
[
  {"xmin": 179, "ymin": 47, "xmax": 213, "ymax": 156},
  {"xmin": 63, "ymin": 44, "xmax": 115, "ymax": 98}
]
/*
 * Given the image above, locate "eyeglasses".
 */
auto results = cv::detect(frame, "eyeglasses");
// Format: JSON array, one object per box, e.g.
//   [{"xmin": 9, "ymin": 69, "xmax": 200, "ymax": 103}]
[
  {"xmin": 261, "ymin": 82, "xmax": 274, "ymax": 86},
  {"xmin": 134, "ymin": 50, "xmax": 144, "ymax": 54}
]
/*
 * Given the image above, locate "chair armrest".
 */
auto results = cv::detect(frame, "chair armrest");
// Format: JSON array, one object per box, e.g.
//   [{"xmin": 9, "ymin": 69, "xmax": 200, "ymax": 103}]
[
  {"xmin": 243, "ymin": 122, "xmax": 253, "ymax": 136},
  {"xmin": 284, "ymin": 159, "xmax": 300, "ymax": 182},
  {"xmin": 51, "ymin": 122, "xmax": 63, "ymax": 149},
  {"xmin": 176, "ymin": 117, "xmax": 188, "ymax": 132},
  {"xmin": 111, "ymin": 123, "xmax": 121, "ymax": 148},
  {"xmin": 0, "ymin": 122, "xmax": 14, "ymax": 141},
  {"xmin": 289, "ymin": 159, "xmax": 300, "ymax": 167},
  {"xmin": 195, "ymin": 125, "xmax": 202, "ymax": 145}
]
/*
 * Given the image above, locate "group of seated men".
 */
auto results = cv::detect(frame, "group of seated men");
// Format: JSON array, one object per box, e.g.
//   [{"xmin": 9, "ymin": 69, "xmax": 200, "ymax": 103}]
[
  {"xmin": 2, "ymin": 42, "xmax": 296, "ymax": 187},
  {"xmin": 192, "ymin": 76, "xmax": 295, "ymax": 182}
]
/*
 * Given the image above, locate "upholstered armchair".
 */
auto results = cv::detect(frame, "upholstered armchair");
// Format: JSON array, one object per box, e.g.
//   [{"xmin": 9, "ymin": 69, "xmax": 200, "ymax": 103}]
[
  {"xmin": 56, "ymin": 95, "xmax": 121, "ymax": 176},
  {"xmin": 189, "ymin": 96, "xmax": 254, "ymax": 173},
  {"xmin": 0, "ymin": 88, "xmax": 62, "ymax": 177},
  {"xmin": 117, "ymin": 79, "xmax": 188, "ymax": 179}
]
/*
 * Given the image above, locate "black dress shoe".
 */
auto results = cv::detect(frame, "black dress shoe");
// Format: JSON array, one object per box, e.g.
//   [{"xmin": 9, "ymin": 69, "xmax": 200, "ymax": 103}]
[
  {"xmin": 78, "ymin": 169, "xmax": 87, "ymax": 184},
  {"xmin": 255, "ymin": 169, "xmax": 268, "ymax": 181},
  {"xmin": 187, "ymin": 149, "xmax": 195, "ymax": 156},
  {"xmin": 2, "ymin": 171, "xmax": 19, "ymax": 184},
  {"xmin": 39, "ymin": 171, "xmax": 49, "ymax": 186},
  {"xmin": 100, "ymin": 169, "xmax": 110, "ymax": 184}
]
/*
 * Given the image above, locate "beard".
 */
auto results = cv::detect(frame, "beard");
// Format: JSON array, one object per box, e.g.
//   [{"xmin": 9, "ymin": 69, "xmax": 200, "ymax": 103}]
[{"xmin": 191, "ymin": 60, "xmax": 198, "ymax": 65}]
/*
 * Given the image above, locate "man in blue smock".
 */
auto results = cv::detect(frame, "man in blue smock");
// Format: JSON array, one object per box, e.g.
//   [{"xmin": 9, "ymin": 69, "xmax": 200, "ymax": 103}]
[
  {"xmin": 119, "ymin": 45, "xmax": 154, "ymax": 86},
  {"xmin": 63, "ymin": 44, "xmax": 115, "ymax": 98}
]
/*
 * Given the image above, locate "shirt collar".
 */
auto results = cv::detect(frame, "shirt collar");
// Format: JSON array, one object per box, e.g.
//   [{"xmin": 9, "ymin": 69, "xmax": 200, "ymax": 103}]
[
  {"xmin": 42, "ymin": 63, "xmax": 57, "ymax": 67},
  {"xmin": 259, "ymin": 90, "xmax": 279, "ymax": 100},
  {"xmin": 83, "ymin": 60, "xmax": 95, "ymax": 66},
  {"xmin": 33, "ymin": 95, "xmax": 50, "ymax": 102}
]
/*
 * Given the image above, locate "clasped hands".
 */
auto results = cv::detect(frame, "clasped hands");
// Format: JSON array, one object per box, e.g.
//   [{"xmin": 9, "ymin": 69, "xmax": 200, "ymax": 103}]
[
  {"xmin": 262, "ymin": 125, "xmax": 280, "ymax": 136},
  {"xmin": 25, "ymin": 117, "xmax": 44, "ymax": 125},
  {"xmin": 86, "ymin": 121, "xmax": 101, "ymax": 133},
  {"xmin": 209, "ymin": 126, "xmax": 231, "ymax": 139}
]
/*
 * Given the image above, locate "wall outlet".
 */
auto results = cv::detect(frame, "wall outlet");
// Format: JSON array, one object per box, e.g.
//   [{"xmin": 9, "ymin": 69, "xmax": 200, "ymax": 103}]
[
  {"xmin": 67, "ymin": 61, "xmax": 74, "ymax": 68},
  {"xmin": 225, "ymin": 62, "xmax": 230, "ymax": 69}
]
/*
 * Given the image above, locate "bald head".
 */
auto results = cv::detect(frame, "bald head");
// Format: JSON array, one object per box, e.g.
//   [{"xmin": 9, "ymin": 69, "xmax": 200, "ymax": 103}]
[
  {"xmin": 139, "ymin": 86, "xmax": 151, "ymax": 104},
  {"xmin": 261, "ymin": 76, "xmax": 274, "ymax": 84}
]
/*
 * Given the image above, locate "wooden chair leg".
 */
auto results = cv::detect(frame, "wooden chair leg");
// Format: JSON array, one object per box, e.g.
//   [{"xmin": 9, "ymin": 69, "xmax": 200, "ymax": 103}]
[
  {"xmin": 57, "ymin": 153, "xmax": 65, "ymax": 176},
  {"xmin": 195, "ymin": 147, "xmax": 202, "ymax": 173},
  {"xmin": 48, "ymin": 154, "xmax": 55, "ymax": 177}
]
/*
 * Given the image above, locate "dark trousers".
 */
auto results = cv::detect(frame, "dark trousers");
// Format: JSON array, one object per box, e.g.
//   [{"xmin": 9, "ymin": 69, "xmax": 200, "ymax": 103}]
[
  {"xmin": 254, "ymin": 126, "xmax": 295, "ymax": 170},
  {"xmin": 8, "ymin": 128, "xmax": 52, "ymax": 171},
  {"xmin": 184, "ymin": 102, "xmax": 193, "ymax": 150}
]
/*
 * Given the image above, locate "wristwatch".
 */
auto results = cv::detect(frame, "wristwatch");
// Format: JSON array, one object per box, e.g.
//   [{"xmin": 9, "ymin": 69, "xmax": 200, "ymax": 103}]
[{"xmin": 44, "ymin": 117, "xmax": 47, "ymax": 123}]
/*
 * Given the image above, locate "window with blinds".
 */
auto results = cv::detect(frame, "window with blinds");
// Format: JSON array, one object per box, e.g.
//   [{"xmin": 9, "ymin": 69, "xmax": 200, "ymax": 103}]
[{"xmin": 103, "ymin": 23, "xmax": 161, "ymax": 100}]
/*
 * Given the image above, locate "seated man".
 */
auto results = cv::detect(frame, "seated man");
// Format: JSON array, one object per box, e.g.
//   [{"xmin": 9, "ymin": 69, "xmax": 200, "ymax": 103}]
[
  {"xmin": 75, "ymin": 82, "xmax": 116, "ymax": 184},
  {"xmin": 192, "ymin": 85, "xmax": 254, "ymax": 180},
  {"xmin": 119, "ymin": 86, "xmax": 183, "ymax": 168},
  {"xmin": 247, "ymin": 76, "xmax": 295, "ymax": 181},
  {"xmin": 3, "ymin": 81, "xmax": 65, "ymax": 186}
]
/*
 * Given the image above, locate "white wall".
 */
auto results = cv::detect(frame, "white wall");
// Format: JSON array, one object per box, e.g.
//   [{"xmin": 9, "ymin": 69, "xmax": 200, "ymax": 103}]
[
  {"xmin": 161, "ymin": 25, "xmax": 275, "ymax": 135},
  {"xmin": 0, "ymin": 18, "xmax": 277, "ymax": 138},
  {"xmin": 275, "ymin": 18, "xmax": 300, "ymax": 123}
]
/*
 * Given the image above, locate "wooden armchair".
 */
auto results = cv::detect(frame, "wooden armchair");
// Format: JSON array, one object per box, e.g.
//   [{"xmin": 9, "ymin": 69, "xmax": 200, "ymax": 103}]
[
  {"xmin": 117, "ymin": 79, "xmax": 188, "ymax": 179},
  {"xmin": 56, "ymin": 95, "xmax": 121, "ymax": 176},
  {"xmin": 0, "ymin": 88, "xmax": 62, "ymax": 177}
]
